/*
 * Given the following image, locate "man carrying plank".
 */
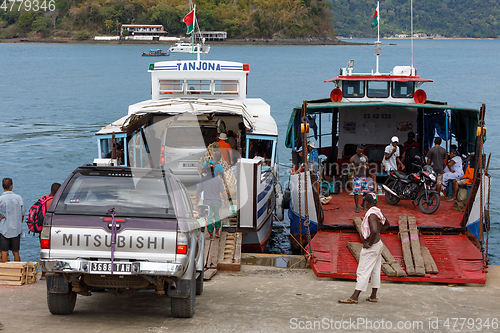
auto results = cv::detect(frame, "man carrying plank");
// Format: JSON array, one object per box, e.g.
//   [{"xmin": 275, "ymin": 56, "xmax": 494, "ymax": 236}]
[{"xmin": 339, "ymin": 192, "xmax": 390, "ymax": 304}]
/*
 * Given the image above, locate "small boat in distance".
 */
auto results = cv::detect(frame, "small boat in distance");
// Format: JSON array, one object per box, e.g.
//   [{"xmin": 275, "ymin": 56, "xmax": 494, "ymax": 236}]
[
  {"xmin": 142, "ymin": 49, "xmax": 171, "ymax": 57},
  {"xmin": 168, "ymin": 42, "xmax": 210, "ymax": 54}
]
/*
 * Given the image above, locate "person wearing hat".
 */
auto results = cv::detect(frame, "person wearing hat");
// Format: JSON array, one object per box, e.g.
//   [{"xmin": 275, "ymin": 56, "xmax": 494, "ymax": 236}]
[
  {"xmin": 339, "ymin": 192, "xmax": 390, "ymax": 304},
  {"xmin": 442, "ymin": 149, "xmax": 464, "ymax": 199},
  {"xmin": 350, "ymin": 145, "xmax": 369, "ymax": 213},
  {"xmin": 384, "ymin": 136, "xmax": 404, "ymax": 172},
  {"xmin": 218, "ymin": 132, "xmax": 233, "ymax": 165}
]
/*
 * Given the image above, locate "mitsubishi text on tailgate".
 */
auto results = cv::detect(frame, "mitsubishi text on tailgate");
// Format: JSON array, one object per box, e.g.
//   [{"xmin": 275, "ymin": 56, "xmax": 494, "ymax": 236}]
[{"xmin": 40, "ymin": 166, "xmax": 206, "ymax": 318}]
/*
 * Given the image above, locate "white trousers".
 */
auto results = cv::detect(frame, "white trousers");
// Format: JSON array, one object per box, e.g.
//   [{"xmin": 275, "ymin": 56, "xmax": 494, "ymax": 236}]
[{"xmin": 355, "ymin": 241, "xmax": 383, "ymax": 292}]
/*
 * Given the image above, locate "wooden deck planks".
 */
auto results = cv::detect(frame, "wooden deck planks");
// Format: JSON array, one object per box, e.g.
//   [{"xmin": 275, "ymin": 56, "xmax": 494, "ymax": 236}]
[
  {"xmin": 398, "ymin": 214, "xmax": 416, "ymax": 276},
  {"xmin": 408, "ymin": 216, "xmax": 426, "ymax": 276},
  {"xmin": 421, "ymin": 246, "xmax": 439, "ymax": 274},
  {"xmin": 352, "ymin": 217, "xmax": 406, "ymax": 277}
]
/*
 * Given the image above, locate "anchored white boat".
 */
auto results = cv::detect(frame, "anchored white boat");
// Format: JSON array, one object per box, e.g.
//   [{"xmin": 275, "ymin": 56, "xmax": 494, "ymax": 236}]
[
  {"xmin": 168, "ymin": 42, "xmax": 210, "ymax": 54},
  {"xmin": 94, "ymin": 55, "xmax": 281, "ymax": 252}
]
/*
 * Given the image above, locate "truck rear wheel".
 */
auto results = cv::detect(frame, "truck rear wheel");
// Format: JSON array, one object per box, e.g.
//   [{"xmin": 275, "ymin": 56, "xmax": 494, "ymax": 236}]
[
  {"xmin": 171, "ymin": 269, "xmax": 196, "ymax": 318},
  {"xmin": 47, "ymin": 290, "xmax": 77, "ymax": 315}
]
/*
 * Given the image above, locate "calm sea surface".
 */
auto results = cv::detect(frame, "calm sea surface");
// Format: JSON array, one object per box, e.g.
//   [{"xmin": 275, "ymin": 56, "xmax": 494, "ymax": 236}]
[{"xmin": 0, "ymin": 39, "xmax": 499, "ymax": 263}]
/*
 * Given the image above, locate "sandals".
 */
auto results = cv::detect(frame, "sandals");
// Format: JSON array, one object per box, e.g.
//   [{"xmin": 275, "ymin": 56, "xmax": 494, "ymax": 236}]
[
  {"xmin": 366, "ymin": 297, "xmax": 378, "ymax": 302},
  {"xmin": 338, "ymin": 297, "xmax": 358, "ymax": 304}
]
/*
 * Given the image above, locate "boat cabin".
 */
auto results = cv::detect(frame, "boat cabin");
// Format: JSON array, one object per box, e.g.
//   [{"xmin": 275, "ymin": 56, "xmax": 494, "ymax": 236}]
[{"xmin": 286, "ymin": 61, "xmax": 480, "ymax": 180}]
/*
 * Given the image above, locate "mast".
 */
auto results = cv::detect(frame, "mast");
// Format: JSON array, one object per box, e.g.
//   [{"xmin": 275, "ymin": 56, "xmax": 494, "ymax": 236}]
[{"xmin": 374, "ymin": 1, "xmax": 381, "ymax": 74}]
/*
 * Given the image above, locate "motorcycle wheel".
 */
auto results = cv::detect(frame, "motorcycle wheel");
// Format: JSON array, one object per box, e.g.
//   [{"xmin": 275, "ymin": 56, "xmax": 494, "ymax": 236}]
[
  {"xmin": 418, "ymin": 192, "xmax": 440, "ymax": 214},
  {"xmin": 384, "ymin": 180, "xmax": 400, "ymax": 205}
]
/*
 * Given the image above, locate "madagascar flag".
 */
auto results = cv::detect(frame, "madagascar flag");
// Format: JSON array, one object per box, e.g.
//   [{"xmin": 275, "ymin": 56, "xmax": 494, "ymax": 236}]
[
  {"xmin": 183, "ymin": 10, "xmax": 195, "ymax": 34},
  {"xmin": 372, "ymin": 3, "xmax": 379, "ymax": 28}
]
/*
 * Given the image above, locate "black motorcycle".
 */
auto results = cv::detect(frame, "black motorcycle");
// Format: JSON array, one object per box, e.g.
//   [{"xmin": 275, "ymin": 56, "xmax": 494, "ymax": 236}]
[{"xmin": 382, "ymin": 160, "xmax": 440, "ymax": 214}]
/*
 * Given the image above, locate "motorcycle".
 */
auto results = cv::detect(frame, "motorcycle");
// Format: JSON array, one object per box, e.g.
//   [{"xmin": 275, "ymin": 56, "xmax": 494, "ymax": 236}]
[{"xmin": 382, "ymin": 158, "xmax": 440, "ymax": 214}]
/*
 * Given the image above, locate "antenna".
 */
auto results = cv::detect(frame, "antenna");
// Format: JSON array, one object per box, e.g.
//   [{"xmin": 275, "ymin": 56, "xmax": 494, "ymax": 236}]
[
  {"xmin": 374, "ymin": 1, "xmax": 381, "ymax": 74},
  {"xmin": 411, "ymin": 0, "xmax": 414, "ymax": 69}
]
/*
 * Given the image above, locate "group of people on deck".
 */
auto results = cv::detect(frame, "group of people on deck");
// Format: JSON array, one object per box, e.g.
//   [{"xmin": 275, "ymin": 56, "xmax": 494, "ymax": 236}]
[{"xmin": 349, "ymin": 131, "xmax": 475, "ymax": 212}]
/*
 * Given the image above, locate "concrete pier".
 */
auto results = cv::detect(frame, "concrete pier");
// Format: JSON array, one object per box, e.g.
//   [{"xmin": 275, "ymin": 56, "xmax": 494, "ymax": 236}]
[{"xmin": 1, "ymin": 264, "xmax": 499, "ymax": 332}]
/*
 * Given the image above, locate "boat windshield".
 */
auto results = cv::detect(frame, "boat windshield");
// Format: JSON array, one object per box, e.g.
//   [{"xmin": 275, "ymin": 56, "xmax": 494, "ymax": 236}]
[
  {"xmin": 343, "ymin": 81, "xmax": 365, "ymax": 98},
  {"xmin": 392, "ymin": 81, "xmax": 414, "ymax": 98}
]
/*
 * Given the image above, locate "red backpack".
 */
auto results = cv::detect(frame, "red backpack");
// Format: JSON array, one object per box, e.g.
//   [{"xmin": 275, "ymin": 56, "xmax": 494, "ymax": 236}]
[{"xmin": 27, "ymin": 195, "xmax": 53, "ymax": 234}]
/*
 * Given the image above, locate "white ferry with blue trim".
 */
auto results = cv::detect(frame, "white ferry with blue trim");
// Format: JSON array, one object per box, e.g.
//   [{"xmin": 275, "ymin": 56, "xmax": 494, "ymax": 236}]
[{"xmin": 94, "ymin": 57, "xmax": 280, "ymax": 252}]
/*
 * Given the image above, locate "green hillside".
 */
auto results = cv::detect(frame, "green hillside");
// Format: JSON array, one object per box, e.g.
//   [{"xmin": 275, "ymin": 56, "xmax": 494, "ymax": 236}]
[
  {"xmin": 333, "ymin": 0, "xmax": 500, "ymax": 38},
  {"xmin": 0, "ymin": 0, "xmax": 334, "ymax": 39}
]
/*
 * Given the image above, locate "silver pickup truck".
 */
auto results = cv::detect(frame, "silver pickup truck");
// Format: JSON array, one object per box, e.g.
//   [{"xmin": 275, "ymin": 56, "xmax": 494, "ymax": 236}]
[{"xmin": 40, "ymin": 166, "xmax": 205, "ymax": 318}]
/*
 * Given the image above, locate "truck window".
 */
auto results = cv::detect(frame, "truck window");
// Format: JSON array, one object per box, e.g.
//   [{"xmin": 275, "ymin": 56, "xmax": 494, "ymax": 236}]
[{"xmin": 56, "ymin": 173, "xmax": 174, "ymax": 218}]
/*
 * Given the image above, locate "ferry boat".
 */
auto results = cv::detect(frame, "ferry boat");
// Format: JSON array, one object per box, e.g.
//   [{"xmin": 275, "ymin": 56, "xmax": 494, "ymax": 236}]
[
  {"xmin": 142, "ymin": 49, "xmax": 171, "ymax": 57},
  {"xmin": 284, "ymin": 44, "xmax": 490, "ymax": 283},
  {"xmin": 94, "ymin": 55, "xmax": 280, "ymax": 253},
  {"xmin": 168, "ymin": 42, "xmax": 210, "ymax": 54}
]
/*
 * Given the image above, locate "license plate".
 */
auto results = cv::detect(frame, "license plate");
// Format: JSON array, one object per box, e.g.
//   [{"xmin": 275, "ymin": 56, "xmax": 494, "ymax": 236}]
[
  {"xmin": 182, "ymin": 162, "xmax": 197, "ymax": 167},
  {"xmin": 89, "ymin": 262, "xmax": 132, "ymax": 274}
]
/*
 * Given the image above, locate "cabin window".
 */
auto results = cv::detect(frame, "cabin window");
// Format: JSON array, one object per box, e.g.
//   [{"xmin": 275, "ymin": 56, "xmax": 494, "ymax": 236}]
[
  {"xmin": 392, "ymin": 81, "xmax": 414, "ymax": 98},
  {"xmin": 367, "ymin": 81, "xmax": 389, "ymax": 98},
  {"xmin": 98, "ymin": 137, "xmax": 126, "ymax": 166},
  {"xmin": 342, "ymin": 81, "xmax": 365, "ymax": 98},
  {"xmin": 246, "ymin": 137, "xmax": 275, "ymax": 167},
  {"xmin": 186, "ymin": 80, "xmax": 211, "ymax": 95},
  {"xmin": 159, "ymin": 79, "xmax": 183, "ymax": 95},
  {"xmin": 214, "ymin": 80, "xmax": 239, "ymax": 95}
]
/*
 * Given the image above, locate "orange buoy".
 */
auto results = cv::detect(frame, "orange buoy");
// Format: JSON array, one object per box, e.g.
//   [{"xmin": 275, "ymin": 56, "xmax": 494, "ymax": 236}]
[
  {"xmin": 301, "ymin": 123, "xmax": 309, "ymax": 133},
  {"xmin": 476, "ymin": 126, "xmax": 487, "ymax": 137},
  {"xmin": 414, "ymin": 89, "xmax": 427, "ymax": 104},
  {"xmin": 330, "ymin": 88, "xmax": 343, "ymax": 102}
]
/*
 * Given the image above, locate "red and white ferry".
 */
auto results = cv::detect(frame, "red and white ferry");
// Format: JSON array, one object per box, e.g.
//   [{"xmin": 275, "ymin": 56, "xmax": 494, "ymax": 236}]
[{"xmin": 285, "ymin": 45, "xmax": 491, "ymax": 283}]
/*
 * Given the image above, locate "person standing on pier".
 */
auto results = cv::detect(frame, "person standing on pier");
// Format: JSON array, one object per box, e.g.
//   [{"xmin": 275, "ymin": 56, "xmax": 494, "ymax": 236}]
[
  {"xmin": 338, "ymin": 193, "xmax": 389, "ymax": 304},
  {"xmin": 0, "ymin": 178, "xmax": 26, "ymax": 263},
  {"xmin": 195, "ymin": 163, "xmax": 228, "ymax": 239},
  {"xmin": 350, "ymin": 145, "xmax": 369, "ymax": 213}
]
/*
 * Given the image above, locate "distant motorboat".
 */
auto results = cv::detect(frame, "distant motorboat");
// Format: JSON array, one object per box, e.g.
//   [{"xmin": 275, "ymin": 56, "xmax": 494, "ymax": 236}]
[
  {"xmin": 168, "ymin": 42, "xmax": 210, "ymax": 54},
  {"xmin": 142, "ymin": 49, "xmax": 170, "ymax": 57}
]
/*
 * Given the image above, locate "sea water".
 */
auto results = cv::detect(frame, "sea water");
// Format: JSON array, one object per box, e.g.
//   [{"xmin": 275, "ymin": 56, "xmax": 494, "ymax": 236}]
[{"xmin": 0, "ymin": 39, "xmax": 498, "ymax": 263}]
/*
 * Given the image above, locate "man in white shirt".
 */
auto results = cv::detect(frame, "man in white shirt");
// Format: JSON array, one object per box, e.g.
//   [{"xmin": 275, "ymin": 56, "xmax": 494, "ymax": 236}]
[
  {"xmin": 384, "ymin": 136, "xmax": 405, "ymax": 172},
  {"xmin": 0, "ymin": 178, "xmax": 25, "ymax": 263}
]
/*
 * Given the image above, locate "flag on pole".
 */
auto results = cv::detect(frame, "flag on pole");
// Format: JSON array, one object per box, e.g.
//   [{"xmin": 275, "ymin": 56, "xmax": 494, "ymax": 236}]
[
  {"xmin": 372, "ymin": 3, "xmax": 379, "ymax": 28},
  {"xmin": 183, "ymin": 9, "xmax": 195, "ymax": 34}
]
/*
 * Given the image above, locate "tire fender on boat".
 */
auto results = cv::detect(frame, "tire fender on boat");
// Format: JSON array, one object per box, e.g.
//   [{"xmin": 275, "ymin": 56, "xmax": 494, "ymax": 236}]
[
  {"xmin": 283, "ymin": 187, "xmax": 291, "ymax": 210},
  {"xmin": 274, "ymin": 182, "xmax": 284, "ymax": 221}
]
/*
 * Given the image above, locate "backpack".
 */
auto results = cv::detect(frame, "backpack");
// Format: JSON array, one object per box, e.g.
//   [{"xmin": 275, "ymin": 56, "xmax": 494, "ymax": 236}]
[{"xmin": 27, "ymin": 195, "xmax": 53, "ymax": 234}]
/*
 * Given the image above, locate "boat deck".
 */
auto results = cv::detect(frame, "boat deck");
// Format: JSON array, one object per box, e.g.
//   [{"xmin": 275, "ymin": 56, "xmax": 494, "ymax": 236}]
[
  {"xmin": 308, "ymin": 190, "xmax": 486, "ymax": 284},
  {"xmin": 321, "ymin": 190, "xmax": 464, "ymax": 231},
  {"xmin": 309, "ymin": 232, "xmax": 486, "ymax": 284}
]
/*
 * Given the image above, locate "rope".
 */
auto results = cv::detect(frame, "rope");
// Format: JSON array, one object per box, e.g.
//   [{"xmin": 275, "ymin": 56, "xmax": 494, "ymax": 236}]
[
  {"xmin": 301, "ymin": 101, "xmax": 314, "ymax": 260},
  {"xmin": 273, "ymin": 213, "xmax": 313, "ymax": 264}
]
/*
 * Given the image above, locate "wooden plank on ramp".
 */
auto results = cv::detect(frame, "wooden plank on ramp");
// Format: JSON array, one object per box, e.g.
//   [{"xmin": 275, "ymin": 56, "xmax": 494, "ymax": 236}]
[
  {"xmin": 352, "ymin": 217, "xmax": 405, "ymax": 277},
  {"xmin": 398, "ymin": 214, "xmax": 415, "ymax": 276},
  {"xmin": 217, "ymin": 232, "xmax": 242, "ymax": 271},
  {"xmin": 408, "ymin": 216, "xmax": 426, "ymax": 276}
]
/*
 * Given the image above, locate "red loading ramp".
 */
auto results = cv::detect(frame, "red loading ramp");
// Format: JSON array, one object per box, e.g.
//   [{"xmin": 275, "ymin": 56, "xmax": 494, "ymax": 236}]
[
  {"xmin": 309, "ymin": 231, "xmax": 486, "ymax": 284},
  {"xmin": 322, "ymin": 191, "xmax": 464, "ymax": 230}
]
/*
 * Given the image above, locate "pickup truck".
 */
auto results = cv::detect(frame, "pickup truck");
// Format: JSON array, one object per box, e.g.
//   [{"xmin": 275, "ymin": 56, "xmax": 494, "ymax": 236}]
[{"xmin": 40, "ymin": 166, "xmax": 206, "ymax": 318}]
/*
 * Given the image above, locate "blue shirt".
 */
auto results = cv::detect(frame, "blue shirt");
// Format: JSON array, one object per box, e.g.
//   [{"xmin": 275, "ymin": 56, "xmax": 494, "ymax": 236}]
[
  {"xmin": 0, "ymin": 191, "xmax": 26, "ymax": 238},
  {"xmin": 308, "ymin": 148, "xmax": 319, "ymax": 164}
]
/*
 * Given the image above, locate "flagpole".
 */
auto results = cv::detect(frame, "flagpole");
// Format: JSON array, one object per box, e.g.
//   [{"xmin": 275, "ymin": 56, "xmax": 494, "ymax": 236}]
[
  {"xmin": 192, "ymin": 5, "xmax": 196, "ymax": 60},
  {"xmin": 375, "ymin": 1, "xmax": 380, "ymax": 74}
]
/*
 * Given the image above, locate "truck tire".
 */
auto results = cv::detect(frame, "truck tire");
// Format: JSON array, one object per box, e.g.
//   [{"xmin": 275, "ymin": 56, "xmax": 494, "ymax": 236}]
[
  {"xmin": 47, "ymin": 290, "xmax": 77, "ymax": 315},
  {"xmin": 171, "ymin": 269, "xmax": 196, "ymax": 318},
  {"xmin": 196, "ymin": 270, "xmax": 204, "ymax": 295}
]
